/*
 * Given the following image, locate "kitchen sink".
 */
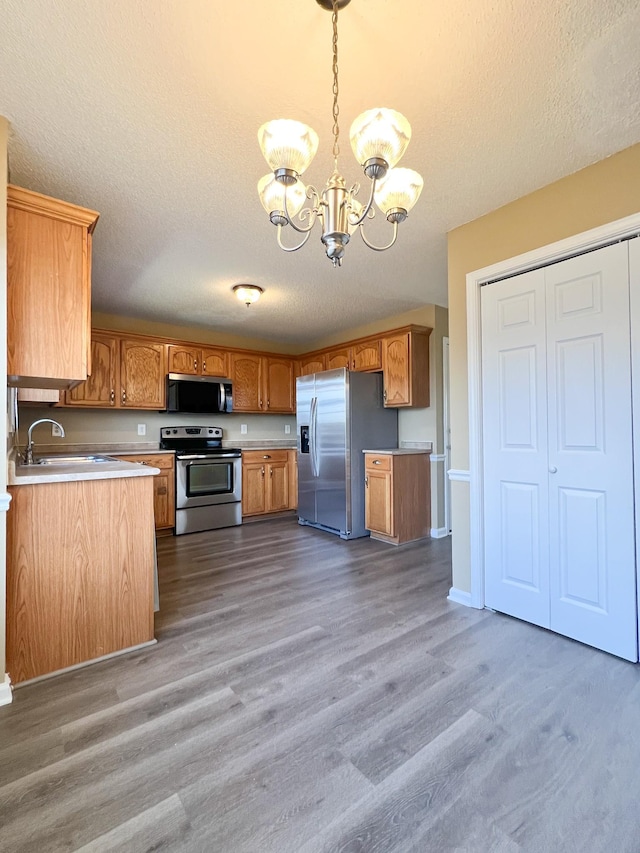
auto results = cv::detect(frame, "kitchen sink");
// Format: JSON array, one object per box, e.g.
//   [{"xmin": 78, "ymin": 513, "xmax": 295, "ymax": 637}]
[{"xmin": 34, "ymin": 454, "xmax": 117, "ymax": 465}]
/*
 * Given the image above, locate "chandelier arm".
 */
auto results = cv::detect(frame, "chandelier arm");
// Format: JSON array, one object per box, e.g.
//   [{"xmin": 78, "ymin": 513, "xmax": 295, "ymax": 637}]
[
  {"xmin": 347, "ymin": 176, "xmax": 378, "ymax": 227},
  {"xmin": 283, "ymin": 184, "xmax": 320, "ymax": 234},
  {"xmin": 276, "ymin": 224, "xmax": 313, "ymax": 253},
  {"xmin": 358, "ymin": 219, "xmax": 399, "ymax": 252}
]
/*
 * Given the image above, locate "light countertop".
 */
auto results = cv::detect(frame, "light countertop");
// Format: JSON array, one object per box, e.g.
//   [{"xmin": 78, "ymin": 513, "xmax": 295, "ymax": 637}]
[{"xmin": 8, "ymin": 454, "xmax": 160, "ymax": 485}]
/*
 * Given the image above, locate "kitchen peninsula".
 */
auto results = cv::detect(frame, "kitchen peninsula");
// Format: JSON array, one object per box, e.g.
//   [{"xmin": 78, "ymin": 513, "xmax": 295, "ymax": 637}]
[{"xmin": 7, "ymin": 456, "xmax": 158, "ymax": 685}]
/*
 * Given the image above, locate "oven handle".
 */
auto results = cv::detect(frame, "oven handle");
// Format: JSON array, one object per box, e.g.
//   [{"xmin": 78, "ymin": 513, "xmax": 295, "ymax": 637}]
[{"xmin": 177, "ymin": 453, "xmax": 241, "ymax": 460}]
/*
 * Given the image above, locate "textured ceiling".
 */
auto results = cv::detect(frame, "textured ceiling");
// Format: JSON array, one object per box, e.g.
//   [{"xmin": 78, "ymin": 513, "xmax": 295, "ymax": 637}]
[{"xmin": 1, "ymin": 0, "xmax": 639, "ymax": 345}]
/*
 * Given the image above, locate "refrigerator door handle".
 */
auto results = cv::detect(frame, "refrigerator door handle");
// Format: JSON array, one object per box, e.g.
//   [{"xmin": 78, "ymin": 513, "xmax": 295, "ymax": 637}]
[{"xmin": 310, "ymin": 395, "xmax": 319, "ymax": 478}]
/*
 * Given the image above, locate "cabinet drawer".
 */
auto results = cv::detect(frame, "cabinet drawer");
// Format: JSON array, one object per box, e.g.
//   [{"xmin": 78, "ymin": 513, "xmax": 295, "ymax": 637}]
[
  {"xmin": 242, "ymin": 449, "xmax": 289, "ymax": 464},
  {"xmin": 364, "ymin": 454, "xmax": 392, "ymax": 472},
  {"xmin": 119, "ymin": 453, "xmax": 174, "ymax": 471}
]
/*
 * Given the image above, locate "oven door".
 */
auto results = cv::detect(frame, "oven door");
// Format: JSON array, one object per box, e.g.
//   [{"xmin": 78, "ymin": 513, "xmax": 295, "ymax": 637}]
[{"xmin": 176, "ymin": 454, "xmax": 242, "ymax": 508}]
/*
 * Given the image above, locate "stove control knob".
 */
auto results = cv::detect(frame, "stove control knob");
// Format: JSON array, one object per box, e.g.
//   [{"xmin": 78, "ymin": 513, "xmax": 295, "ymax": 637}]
[{"xmin": 172, "ymin": 429, "xmax": 178, "ymax": 434}]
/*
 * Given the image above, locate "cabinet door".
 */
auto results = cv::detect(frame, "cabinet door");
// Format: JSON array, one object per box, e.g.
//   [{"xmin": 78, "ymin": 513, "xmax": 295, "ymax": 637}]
[
  {"xmin": 326, "ymin": 348, "xmax": 351, "ymax": 370},
  {"xmin": 298, "ymin": 355, "xmax": 326, "ymax": 376},
  {"xmin": 65, "ymin": 333, "xmax": 119, "ymax": 407},
  {"xmin": 381, "ymin": 333, "xmax": 411, "ymax": 406},
  {"xmin": 365, "ymin": 469, "xmax": 393, "ymax": 535},
  {"xmin": 119, "ymin": 453, "xmax": 175, "ymax": 530},
  {"xmin": 267, "ymin": 461, "xmax": 289, "ymax": 511},
  {"xmin": 230, "ymin": 352, "xmax": 263, "ymax": 411},
  {"xmin": 288, "ymin": 450, "xmax": 298, "ymax": 510},
  {"xmin": 120, "ymin": 339, "xmax": 166, "ymax": 409},
  {"xmin": 242, "ymin": 463, "xmax": 266, "ymax": 515},
  {"xmin": 265, "ymin": 357, "xmax": 294, "ymax": 412},
  {"xmin": 7, "ymin": 187, "xmax": 97, "ymax": 388},
  {"xmin": 201, "ymin": 347, "xmax": 228, "ymax": 377},
  {"xmin": 353, "ymin": 340, "xmax": 382, "ymax": 372},
  {"xmin": 168, "ymin": 345, "xmax": 199, "ymax": 375}
]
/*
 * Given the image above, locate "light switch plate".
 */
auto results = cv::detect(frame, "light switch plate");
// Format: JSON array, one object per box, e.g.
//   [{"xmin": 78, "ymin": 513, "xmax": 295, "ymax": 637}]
[
  {"xmin": 284, "ymin": 424, "xmax": 291, "ymax": 434},
  {"xmin": 137, "ymin": 424, "xmax": 146, "ymax": 436},
  {"xmin": 240, "ymin": 424, "xmax": 248, "ymax": 435}
]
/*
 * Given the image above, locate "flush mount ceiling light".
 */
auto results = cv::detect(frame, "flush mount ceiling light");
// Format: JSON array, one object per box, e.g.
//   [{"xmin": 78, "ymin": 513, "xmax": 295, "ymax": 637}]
[
  {"xmin": 257, "ymin": 0, "xmax": 423, "ymax": 268},
  {"xmin": 233, "ymin": 284, "xmax": 264, "ymax": 306}
]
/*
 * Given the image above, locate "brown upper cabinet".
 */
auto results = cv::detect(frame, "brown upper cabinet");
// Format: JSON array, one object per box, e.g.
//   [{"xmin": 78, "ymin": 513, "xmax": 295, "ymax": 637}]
[
  {"xmin": 7, "ymin": 185, "xmax": 99, "ymax": 389},
  {"xmin": 326, "ymin": 340, "xmax": 382, "ymax": 372},
  {"xmin": 381, "ymin": 327, "xmax": 431, "ymax": 408},
  {"xmin": 66, "ymin": 332, "xmax": 166, "ymax": 410},
  {"xmin": 229, "ymin": 353, "xmax": 294, "ymax": 413},
  {"xmin": 297, "ymin": 354, "xmax": 327, "ymax": 376},
  {"xmin": 167, "ymin": 344, "xmax": 228, "ymax": 378}
]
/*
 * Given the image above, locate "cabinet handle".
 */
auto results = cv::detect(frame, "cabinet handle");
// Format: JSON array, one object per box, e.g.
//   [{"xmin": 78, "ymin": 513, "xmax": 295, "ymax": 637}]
[
  {"xmin": 202, "ymin": 362, "xmax": 207, "ymax": 372},
  {"xmin": 110, "ymin": 389, "xmax": 115, "ymax": 404},
  {"xmin": 383, "ymin": 389, "xmax": 387, "ymax": 402},
  {"xmin": 365, "ymin": 476, "xmax": 368, "ymax": 487},
  {"xmin": 122, "ymin": 388, "xmax": 126, "ymax": 404},
  {"xmin": 263, "ymin": 454, "xmax": 271, "ymax": 459},
  {"xmin": 267, "ymin": 399, "xmax": 270, "ymax": 409},
  {"xmin": 373, "ymin": 459, "xmax": 381, "ymax": 465},
  {"xmin": 259, "ymin": 399, "xmax": 263, "ymax": 409},
  {"xmin": 269, "ymin": 468, "xmax": 273, "ymax": 478},
  {"xmin": 261, "ymin": 466, "xmax": 265, "ymax": 477},
  {"xmin": 194, "ymin": 359, "xmax": 198, "ymax": 372}
]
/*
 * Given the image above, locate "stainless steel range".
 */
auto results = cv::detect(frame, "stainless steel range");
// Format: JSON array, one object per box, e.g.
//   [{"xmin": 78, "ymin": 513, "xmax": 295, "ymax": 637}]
[{"xmin": 160, "ymin": 426, "xmax": 242, "ymax": 536}]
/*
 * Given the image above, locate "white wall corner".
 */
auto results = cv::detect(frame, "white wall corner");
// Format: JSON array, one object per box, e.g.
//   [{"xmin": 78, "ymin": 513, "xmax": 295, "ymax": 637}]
[
  {"xmin": 447, "ymin": 587, "xmax": 474, "ymax": 607},
  {"xmin": 447, "ymin": 468, "xmax": 470, "ymax": 482},
  {"xmin": 431, "ymin": 527, "xmax": 449, "ymax": 538},
  {"xmin": 0, "ymin": 674, "xmax": 12, "ymax": 706}
]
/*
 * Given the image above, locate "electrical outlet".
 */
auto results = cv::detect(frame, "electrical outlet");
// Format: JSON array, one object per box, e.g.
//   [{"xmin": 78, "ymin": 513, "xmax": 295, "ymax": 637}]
[
  {"xmin": 137, "ymin": 424, "xmax": 146, "ymax": 436},
  {"xmin": 240, "ymin": 424, "xmax": 248, "ymax": 435},
  {"xmin": 51, "ymin": 423, "xmax": 63, "ymax": 437},
  {"xmin": 284, "ymin": 424, "xmax": 291, "ymax": 435}
]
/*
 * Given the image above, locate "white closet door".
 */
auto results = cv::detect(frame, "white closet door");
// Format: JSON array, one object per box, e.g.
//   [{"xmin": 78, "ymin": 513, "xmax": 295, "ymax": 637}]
[
  {"xmin": 546, "ymin": 242, "xmax": 636, "ymax": 661},
  {"xmin": 482, "ymin": 269, "xmax": 550, "ymax": 628},
  {"xmin": 483, "ymin": 242, "xmax": 637, "ymax": 661}
]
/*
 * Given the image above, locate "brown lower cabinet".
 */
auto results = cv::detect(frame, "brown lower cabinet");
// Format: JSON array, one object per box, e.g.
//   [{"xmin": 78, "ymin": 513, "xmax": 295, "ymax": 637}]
[
  {"xmin": 242, "ymin": 449, "xmax": 297, "ymax": 517},
  {"xmin": 118, "ymin": 453, "xmax": 175, "ymax": 532},
  {"xmin": 7, "ymin": 475, "xmax": 156, "ymax": 684},
  {"xmin": 364, "ymin": 451, "xmax": 430, "ymax": 545}
]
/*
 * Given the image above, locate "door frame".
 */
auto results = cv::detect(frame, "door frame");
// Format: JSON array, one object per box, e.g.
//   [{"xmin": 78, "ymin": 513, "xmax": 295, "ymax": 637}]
[
  {"xmin": 442, "ymin": 336, "xmax": 451, "ymax": 534},
  {"xmin": 465, "ymin": 211, "xmax": 640, "ymax": 609}
]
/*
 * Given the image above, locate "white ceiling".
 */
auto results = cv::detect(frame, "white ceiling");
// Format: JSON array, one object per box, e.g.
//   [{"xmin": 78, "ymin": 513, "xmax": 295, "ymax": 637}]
[{"xmin": 1, "ymin": 0, "xmax": 639, "ymax": 345}]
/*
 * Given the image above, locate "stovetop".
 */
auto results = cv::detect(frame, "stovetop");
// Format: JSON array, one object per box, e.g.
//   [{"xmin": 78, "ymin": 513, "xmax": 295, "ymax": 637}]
[{"xmin": 159, "ymin": 426, "xmax": 242, "ymax": 455}]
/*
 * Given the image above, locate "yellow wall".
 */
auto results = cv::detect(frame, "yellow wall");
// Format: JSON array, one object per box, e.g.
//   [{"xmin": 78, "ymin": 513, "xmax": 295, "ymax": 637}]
[{"xmin": 447, "ymin": 142, "xmax": 640, "ymax": 593}]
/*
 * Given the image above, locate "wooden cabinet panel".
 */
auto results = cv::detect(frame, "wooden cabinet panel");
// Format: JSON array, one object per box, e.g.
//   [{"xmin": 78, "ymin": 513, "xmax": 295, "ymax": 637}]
[
  {"xmin": 265, "ymin": 357, "xmax": 294, "ymax": 412},
  {"xmin": 66, "ymin": 333, "xmax": 118, "ymax": 407},
  {"xmin": 168, "ymin": 345, "xmax": 199, "ymax": 375},
  {"xmin": 242, "ymin": 462, "xmax": 267, "ymax": 515},
  {"xmin": 298, "ymin": 355, "xmax": 326, "ymax": 376},
  {"xmin": 119, "ymin": 453, "xmax": 175, "ymax": 531},
  {"xmin": 120, "ymin": 339, "xmax": 166, "ymax": 409},
  {"xmin": 267, "ymin": 460, "xmax": 289, "ymax": 511},
  {"xmin": 382, "ymin": 329, "xmax": 431, "ymax": 408},
  {"xmin": 168, "ymin": 345, "xmax": 228, "ymax": 378},
  {"xmin": 364, "ymin": 452, "xmax": 430, "ymax": 545},
  {"xmin": 353, "ymin": 340, "xmax": 382, "ymax": 372},
  {"xmin": 288, "ymin": 450, "xmax": 298, "ymax": 510},
  {"xmin": 201, "ymin": 347, "xmax": 228, "ymax": 377},
  {"xmin": 230, "ymin": 352, "xmax": 262, "ymax": 412},
  {"xmin": 7, "ymin": 476, "xmax": 155, "ymax": 684},
  {"xmin": 7, "ymin": 185, "xmax": 98, "ymax": 389},
  {"xmin": 326, "ymin": 348, "xmax": 351, "ymax": 370}
]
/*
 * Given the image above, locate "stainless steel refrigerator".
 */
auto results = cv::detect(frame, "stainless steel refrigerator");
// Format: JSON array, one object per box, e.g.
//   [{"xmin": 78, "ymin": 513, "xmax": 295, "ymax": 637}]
[{"xmin": 297, "ymin": 368, "xmax": 398, "ymax": 539}]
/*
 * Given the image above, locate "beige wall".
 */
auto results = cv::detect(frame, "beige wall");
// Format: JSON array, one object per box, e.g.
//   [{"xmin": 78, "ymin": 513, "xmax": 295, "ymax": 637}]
[
  {"xmin": 447, "ymin": 142, "xmax": 640, "ymax": 593},
  {"xmin": 0, "ymin": 116, "xmax": 8, "ymax": 685}
]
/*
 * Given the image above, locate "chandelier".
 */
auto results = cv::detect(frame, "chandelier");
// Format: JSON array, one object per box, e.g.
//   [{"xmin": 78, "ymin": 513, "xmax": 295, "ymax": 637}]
[{"xmin": 257, "ymin": 0, "xmax": 423, "ymax": 268}]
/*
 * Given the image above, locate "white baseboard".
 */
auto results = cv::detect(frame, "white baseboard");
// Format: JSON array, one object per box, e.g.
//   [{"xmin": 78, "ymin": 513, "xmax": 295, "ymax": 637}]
[
  {"xmin": 430, "ymin": 527, "xmax": 450, "ymax": 539},
  {"xmin": 0, "ymin": 674, "xmax": 13, "ymax": 706},
  {"xmin": 447, "ymin": 587, "xmax": 473, "ymax": 607}
]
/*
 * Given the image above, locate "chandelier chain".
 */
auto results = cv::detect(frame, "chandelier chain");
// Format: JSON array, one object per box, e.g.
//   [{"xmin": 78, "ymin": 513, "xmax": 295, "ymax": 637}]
[{"xmin": 331, "ymin": 0, "xmax": 340, "ymax": 168}]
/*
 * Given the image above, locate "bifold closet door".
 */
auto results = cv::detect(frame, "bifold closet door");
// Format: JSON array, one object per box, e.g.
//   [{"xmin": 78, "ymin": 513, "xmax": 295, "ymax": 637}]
[{"xmin": 482, "ymin": 241, "xmax": 638, "ymax": 661}]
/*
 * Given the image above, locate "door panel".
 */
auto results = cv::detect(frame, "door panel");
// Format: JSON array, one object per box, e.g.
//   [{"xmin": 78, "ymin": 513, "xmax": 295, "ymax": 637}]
[
  {"xmin": 546, "ymin": 242, "xmax": 636, "ymax": 661},
  {"xmin": 482, "ymin": 270, "xmax": 550, "ymax": 628},
  {"xmin": 296, "ymin": 375, "xmax": 316, "ymax": 523}
]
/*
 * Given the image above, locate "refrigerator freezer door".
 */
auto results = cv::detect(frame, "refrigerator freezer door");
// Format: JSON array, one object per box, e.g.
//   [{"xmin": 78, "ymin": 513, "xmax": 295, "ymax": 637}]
[{"xmin": 296, "ymin": 375, "xmax": 317, "ymax": 524}]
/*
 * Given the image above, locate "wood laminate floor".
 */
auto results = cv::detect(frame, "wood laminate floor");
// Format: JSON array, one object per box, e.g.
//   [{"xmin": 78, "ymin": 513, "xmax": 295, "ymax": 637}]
[{"xmin": 2, "ymin": 518, "xmax": 640, "ymax": 852}]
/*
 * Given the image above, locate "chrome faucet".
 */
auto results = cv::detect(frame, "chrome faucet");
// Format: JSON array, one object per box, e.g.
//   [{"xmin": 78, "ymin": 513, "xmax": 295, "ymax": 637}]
[{"xmin": 23, "ymin": 418, "xmax": 66, "ymax": 465}]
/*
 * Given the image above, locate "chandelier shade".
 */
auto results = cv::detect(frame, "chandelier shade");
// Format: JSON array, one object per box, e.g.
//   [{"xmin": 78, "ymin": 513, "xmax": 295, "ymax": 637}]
[
  {"xmin": 349, "ymin": 108, "xmax": 412, "ymax": 172},
  {"xmin": 374, "ymin": 167, "xmax": 424, "ymax": 218},
  {"xmin": 257, "ymin": 1, "xmax": 423, "ymax": 266},
  {"xmin": 258, "ymin": 120, "xmax": 319, "ymax": 178},
  {"xmin": 258, "ymin": 173, "xmax": 307, "ymax": 220}
]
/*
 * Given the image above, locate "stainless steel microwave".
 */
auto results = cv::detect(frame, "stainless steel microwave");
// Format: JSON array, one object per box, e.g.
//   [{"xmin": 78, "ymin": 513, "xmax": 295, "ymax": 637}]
[{"xmin": 165, "ymin": 374, "xmax": 233, "ymax": 414}]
